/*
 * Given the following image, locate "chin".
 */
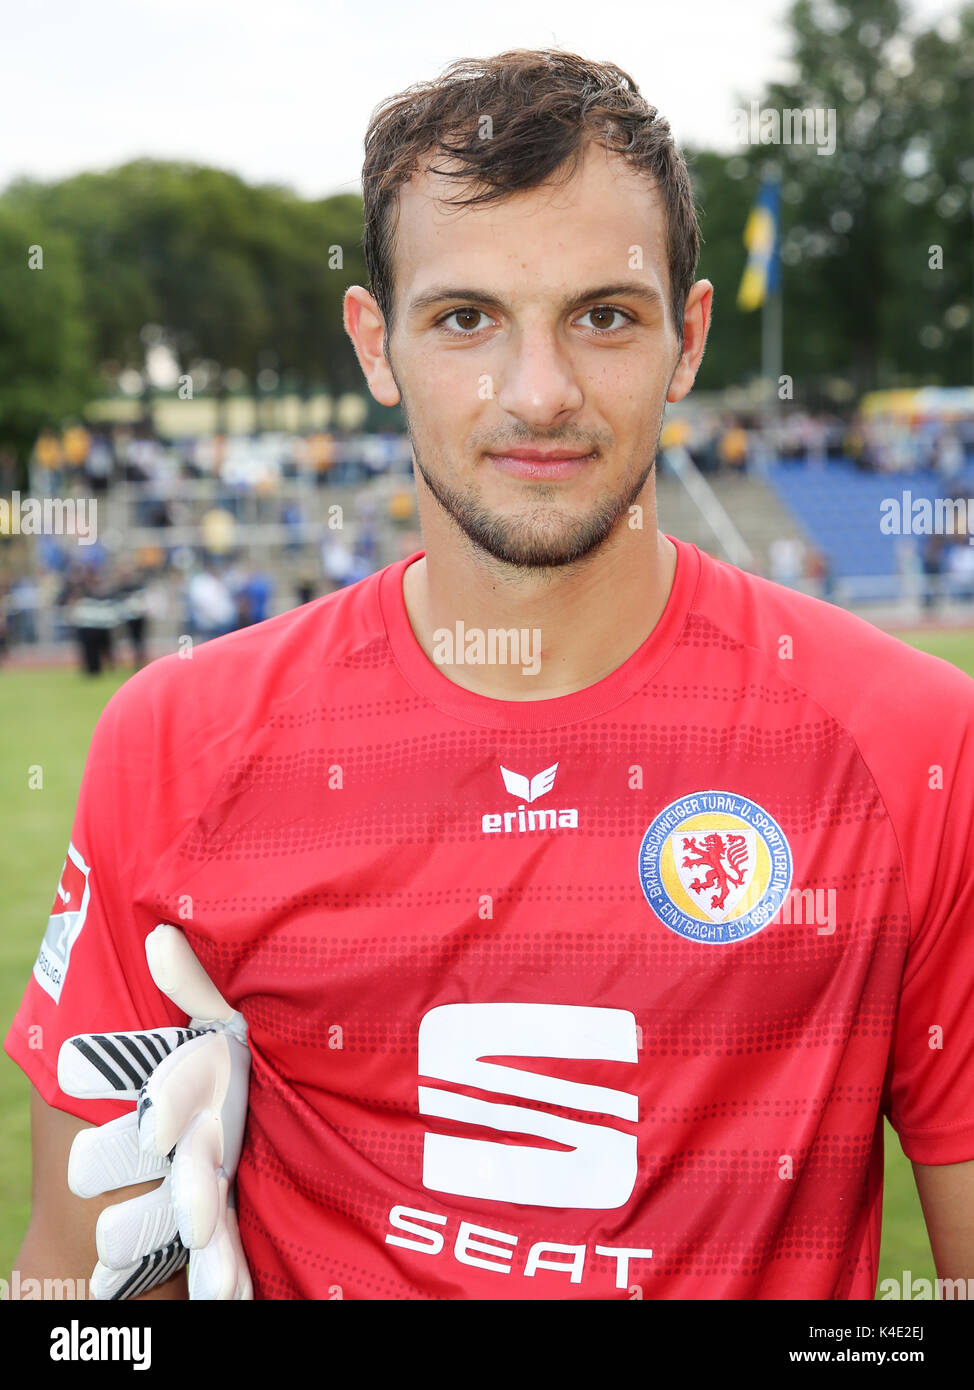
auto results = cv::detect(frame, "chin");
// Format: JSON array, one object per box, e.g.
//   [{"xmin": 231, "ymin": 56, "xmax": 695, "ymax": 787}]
[{"xmin": 466, "ymin": 514, "xmax": 624, "ymax": 570}]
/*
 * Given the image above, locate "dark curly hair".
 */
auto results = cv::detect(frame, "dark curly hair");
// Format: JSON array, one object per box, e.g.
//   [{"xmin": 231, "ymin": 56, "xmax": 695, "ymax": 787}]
[{"xmin": 360, "ymin": 48, "xmax": 700, "ymax": 348}]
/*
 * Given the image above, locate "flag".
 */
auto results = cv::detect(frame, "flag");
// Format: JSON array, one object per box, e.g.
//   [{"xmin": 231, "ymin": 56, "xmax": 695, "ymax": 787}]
[{"xmin": 737, "ymin": 178, "xmax": 780, "ymax": 312}]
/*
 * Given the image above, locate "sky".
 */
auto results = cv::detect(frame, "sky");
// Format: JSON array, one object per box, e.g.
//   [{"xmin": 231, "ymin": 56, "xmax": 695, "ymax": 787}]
[{"xmin": 2, "ymin": 0, "xmax": 963, "ymax": 200}]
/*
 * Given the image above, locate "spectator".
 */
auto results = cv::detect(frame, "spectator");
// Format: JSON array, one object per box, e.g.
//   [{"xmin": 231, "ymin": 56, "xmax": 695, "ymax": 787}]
[
  {"xmin": 769, "ymin": 536, "xmax": 805, "ymax": 589},
  {"xmin": 805, "ymin": 549, "xmax": 833, "ymax": 601},
  {"xmin": 801, "ymin": 415, "xmax": 828, "ymax": 469},
  {"xmin": 114, "ymin": 558, "xmax": 150, "ymax": 669},
  {"xmin": 308, "ymin": 432, "xmax": 335, "ymax": 486},
  {"xmin": 321, "ymin": 537, "xmax": 356, "ymax": 590},
  {"xmin": 62, "ymin": 423, "xmax": 91, "ymax": 475},
  {"xmin": 7, "ymin": 576, "xmax": 40, "ymax": 644},
  {"xmin": 946, "ymin": 538, "xmax": 974, "ymax": 603},
  {"xmin": 186, "ymin": 563, "xmax": 236, "ymax": 642},
  {"xmin": 68, "ymin": 569, "xmax": 117, "ymax": 676},
  {"xmin": 920, "ymin": 532, "xmax": 947, "ymax": 610},
  {"xmin": 934, "ymin": 429, "xmax": 965, "ymax": 482},
  {"xmin": 230, "ymin": 560, "xmax": 273, "ymax": 627},
  {"xmin": 281, "ymin": 501, "xmax": 305, "ymax": 553},
  {"xmin": 201, "ymin": 507, "xmax": 237, "ymax": 560},
  {"xmin": 84, "ymin": 433, "xmax": 113, "ymax": 492},
  {"xmin": 718, "ymin": 421, "xmax": 748, "ymax": 473},
  {"xmin": 843, "ymin": 420, "xmax": 866, "ymax": 469},
  {"xmin": 33, "ymin": 431, "xmax": 63, "ymax": 490}
]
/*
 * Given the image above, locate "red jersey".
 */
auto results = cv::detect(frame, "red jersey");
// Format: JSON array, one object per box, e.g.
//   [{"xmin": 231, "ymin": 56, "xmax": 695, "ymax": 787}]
[{"xmin": 7, "ymin": 537, "xmax": 974, "ymax": 1299}]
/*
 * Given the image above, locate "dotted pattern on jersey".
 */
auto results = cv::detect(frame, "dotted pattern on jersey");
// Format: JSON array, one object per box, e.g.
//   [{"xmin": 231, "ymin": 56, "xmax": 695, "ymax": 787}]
[{"xmin": 141, "ymin": 576, "xmax": 916, "ymax": 1299}]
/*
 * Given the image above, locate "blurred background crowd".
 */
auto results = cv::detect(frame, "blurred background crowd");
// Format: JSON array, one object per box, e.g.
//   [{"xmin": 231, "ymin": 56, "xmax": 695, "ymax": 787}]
[
  {"xmin": 2, "ymin": 0, "xmax": 974, "ymax": 669},
  {"xmin": 3, "ymin": 384, "xmax": 974, "ymax": 674}
]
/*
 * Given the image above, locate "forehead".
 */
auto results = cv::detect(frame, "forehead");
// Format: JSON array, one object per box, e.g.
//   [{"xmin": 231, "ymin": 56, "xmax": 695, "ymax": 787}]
[{"xmin": 392, "ymin": 141, "xmax": 670, "ymax": 310}]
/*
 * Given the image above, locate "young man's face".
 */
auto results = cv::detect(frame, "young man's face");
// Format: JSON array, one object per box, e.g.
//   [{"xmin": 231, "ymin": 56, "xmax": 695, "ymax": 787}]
[{"xmin": 349, "ymin": 138, "xmax": 710, "ymax": 569}]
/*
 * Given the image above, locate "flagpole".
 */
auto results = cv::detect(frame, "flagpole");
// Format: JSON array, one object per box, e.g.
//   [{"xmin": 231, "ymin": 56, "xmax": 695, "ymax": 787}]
[
  {"xmin": 762, "ymin": 280, "xmax": 783, "ymax": 398},
  {"xmin": 761, "ymin": 164, "xmax": 783, "ymax": 406}
]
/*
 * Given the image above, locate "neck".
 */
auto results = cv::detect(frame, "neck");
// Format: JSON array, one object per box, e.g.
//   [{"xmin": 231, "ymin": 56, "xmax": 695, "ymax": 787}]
[{"xmin": 401, "ymin": 486, "xmax": 677, "ymax": 701}]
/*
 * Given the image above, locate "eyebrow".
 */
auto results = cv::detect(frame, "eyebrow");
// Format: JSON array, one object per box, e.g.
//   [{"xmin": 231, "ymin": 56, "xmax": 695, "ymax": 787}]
[{"xmin": 407, "ymin": 281, "xmax": 666, "ymax": 318}]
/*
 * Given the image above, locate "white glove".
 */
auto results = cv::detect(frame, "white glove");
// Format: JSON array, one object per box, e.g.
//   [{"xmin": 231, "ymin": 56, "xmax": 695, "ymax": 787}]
[{"xmin": 57, "ymin": 923, "xmax": 252, "ymax": 1300}]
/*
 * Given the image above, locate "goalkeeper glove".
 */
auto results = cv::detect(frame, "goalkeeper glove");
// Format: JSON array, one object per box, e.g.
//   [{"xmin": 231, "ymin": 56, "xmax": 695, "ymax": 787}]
[{"xmin": 56, "ymin": 923, "xmax": 252, "ymax": 1300}]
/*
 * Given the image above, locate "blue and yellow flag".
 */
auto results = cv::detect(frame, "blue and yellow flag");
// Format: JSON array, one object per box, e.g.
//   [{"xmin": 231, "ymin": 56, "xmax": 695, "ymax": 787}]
[{"xmin": 737, "ymin": 178, "xmax": 780, "ymax": 312}]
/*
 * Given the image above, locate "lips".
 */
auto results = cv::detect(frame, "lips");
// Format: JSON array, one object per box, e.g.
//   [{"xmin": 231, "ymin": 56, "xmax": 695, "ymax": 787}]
[{"xmin": 486, "ymin": 450, "xmax": 596, "ymax": 480}]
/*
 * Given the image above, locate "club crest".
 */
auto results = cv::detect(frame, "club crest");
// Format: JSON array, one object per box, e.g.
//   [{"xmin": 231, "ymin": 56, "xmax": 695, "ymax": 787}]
[{"xmin": 638, "ymin": 792, "xmax": 792, "ymax": 943}]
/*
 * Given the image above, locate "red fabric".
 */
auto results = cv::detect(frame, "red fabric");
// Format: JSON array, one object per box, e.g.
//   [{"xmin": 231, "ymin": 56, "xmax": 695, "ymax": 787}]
[{"xmin": 7, "ymin": 537, "xmax": 974, "ymax": 1299}]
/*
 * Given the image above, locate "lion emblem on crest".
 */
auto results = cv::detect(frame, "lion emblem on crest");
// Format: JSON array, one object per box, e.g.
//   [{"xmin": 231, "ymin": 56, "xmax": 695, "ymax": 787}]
[{"xmin": 679, "ymin": 832, "xmax": 751, "ymax": 912}]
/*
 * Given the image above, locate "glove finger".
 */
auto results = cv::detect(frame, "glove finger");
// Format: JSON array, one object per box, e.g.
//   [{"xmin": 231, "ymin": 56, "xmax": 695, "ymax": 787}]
[
  {"xmin": 171, "ymin": 1111, "xmax": 223, "ymax": 1248},
  {"xmin": 90, "ymin": 1241, "xmax": 188, "ymax": 1301},
  {"xmin": 218, "ymin": 1033, "xmax": 251, "ymax": 1176},
  {"xmin": 95, "ymin": 1175, "xmax": 177, "ymax": 1269},
  {"xmin": 68, "ymin": 1110, "xmax": 168, "ymax": 1198},
  {"xmin": 146, "ymin": 924, "xmax": 235, "ymax": 1023},
  {"xmin": 187, "ymin": 1178, "xmax": 236, "ymax": 1301},
  {"xmin": 58, "ymin": 1026, "xmax": 209, "ymax": 1100},
  {"xmin": 137, "ymin": 1031, "xmax": 230, "ymax": 1158}
]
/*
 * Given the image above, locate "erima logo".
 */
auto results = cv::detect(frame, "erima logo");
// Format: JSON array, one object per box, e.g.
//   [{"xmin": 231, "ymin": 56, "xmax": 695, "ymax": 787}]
[
  {"xmin": 500, "ymin": 763, "xmax": 558, "ymax": 802},
  {"xmin": 482, "ymin": 761, "xmax": 579, "ymax": 834}
]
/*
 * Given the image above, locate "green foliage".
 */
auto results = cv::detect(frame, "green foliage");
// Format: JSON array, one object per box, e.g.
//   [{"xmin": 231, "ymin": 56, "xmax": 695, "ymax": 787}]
[
  {"xmin": 0, "ymin": 160, "xmax": 371, "ymax": 446},
  {"xmin": 694, "ymin": 0, "xmax": 974, "ymax": 394},
  {"xmin": 0, "ymin": 203, "xmax": 96, "ymax": 473}
]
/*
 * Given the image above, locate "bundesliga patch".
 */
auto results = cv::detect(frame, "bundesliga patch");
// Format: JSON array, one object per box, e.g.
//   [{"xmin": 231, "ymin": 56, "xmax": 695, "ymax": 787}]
[
  {"xmin": 637, "ymin": 791, "xmax": 792, "ymax": 943},
  {"xmin": 33, "ymin": 841, "xmax": 92, "ymax": 1003}
]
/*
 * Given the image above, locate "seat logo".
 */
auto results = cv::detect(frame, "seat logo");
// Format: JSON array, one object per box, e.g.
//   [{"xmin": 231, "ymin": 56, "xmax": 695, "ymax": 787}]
[{"xmin": 418, "ymin": 1002, "xmax": 638, "ymax": 1209}]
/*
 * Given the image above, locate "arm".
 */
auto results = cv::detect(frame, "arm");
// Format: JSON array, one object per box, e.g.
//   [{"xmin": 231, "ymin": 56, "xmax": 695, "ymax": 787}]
[
  {"xmin": 15, "ymin": 1086, "xmax": 187, "ymax": 1300},
  {"xmin": 912, "ymin": 1159, "xmax": 974, "ymax": 1286}
]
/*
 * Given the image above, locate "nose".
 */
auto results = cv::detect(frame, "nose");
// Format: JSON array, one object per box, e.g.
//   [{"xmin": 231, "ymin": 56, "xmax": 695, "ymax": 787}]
[{"xmin": 494, "ymin": 323, "xmax": 585, "ymax": 427}]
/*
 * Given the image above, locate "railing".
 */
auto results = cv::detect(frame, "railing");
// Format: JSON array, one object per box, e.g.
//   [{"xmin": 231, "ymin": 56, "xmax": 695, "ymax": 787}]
[{"xmin": 662, "ymin": 446, "xmax": 756, "ymax": 570}]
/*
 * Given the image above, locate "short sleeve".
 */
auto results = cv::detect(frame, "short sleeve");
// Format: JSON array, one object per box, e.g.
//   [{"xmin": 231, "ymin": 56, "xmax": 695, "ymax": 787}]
[
  {"xmin": 884, "ymin": 758, "xmax": 974, "ymax": 1164},
  {"xmin": 3, "ymin": 677, "xmax": 188, "ymax": 1125}
]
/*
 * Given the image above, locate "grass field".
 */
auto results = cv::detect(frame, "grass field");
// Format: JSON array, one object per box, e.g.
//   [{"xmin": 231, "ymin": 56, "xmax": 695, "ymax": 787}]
[{"xmin": 2, "ymin": 627, "xmax": 972, "ymax": 1293}]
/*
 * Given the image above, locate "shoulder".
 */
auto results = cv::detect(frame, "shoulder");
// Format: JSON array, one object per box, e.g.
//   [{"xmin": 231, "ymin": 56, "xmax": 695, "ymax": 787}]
[
  {"xmin": 97, "ymin": 566, "xmax": 389, "ymax": 762},
  {"xmin": 687, "ymin": 546, "xmax": 974, "ymax": 924},
  {"xmin": 689, "ymin": 545, "xmax": 974, "ymax": 743}
]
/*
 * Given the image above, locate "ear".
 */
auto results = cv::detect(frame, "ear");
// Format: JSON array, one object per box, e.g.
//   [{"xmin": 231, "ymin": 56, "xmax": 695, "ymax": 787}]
[
  {"xmin": 667, "ymin": 279, "xmax": 713, "ymax": 403},
  {"xmin": 343, "ymin": 286, "xmax": 400, "ymax": 407}
]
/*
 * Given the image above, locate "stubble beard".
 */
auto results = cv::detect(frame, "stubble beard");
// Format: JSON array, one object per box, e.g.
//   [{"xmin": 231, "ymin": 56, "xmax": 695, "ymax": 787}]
[
  {"xmin": 395, "ymin": 388, "xmax": 662, "ymax": 572},
  {"xmin": 411, "ymin": 445, "xmax": 657, "ymax": 571}
]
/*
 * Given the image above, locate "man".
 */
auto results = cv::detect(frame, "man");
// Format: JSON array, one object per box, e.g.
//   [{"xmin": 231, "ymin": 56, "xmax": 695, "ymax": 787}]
[
  {"xmin": 113, "ymin": 557, "xmax": 151, "ymax": 669},
  {"xmin": 7, "ymin": 48, "xmax": 974, "ymax": 1300}
]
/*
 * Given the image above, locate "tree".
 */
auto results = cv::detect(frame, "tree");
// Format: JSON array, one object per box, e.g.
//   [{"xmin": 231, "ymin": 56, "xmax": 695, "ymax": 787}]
[{"xmin": 0, "ymin": 204, "xmax": 95, "ymax": 488}]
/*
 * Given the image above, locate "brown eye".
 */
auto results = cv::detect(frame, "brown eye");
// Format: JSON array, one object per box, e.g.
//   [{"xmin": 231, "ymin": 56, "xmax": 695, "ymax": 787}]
[
  {"xmin": 439, "ymin": 308, "xmax": 488, "ymax": 334},
  {"xmin": 580, "ymin": 306, "xmax": 631, "ymax": 333}
]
